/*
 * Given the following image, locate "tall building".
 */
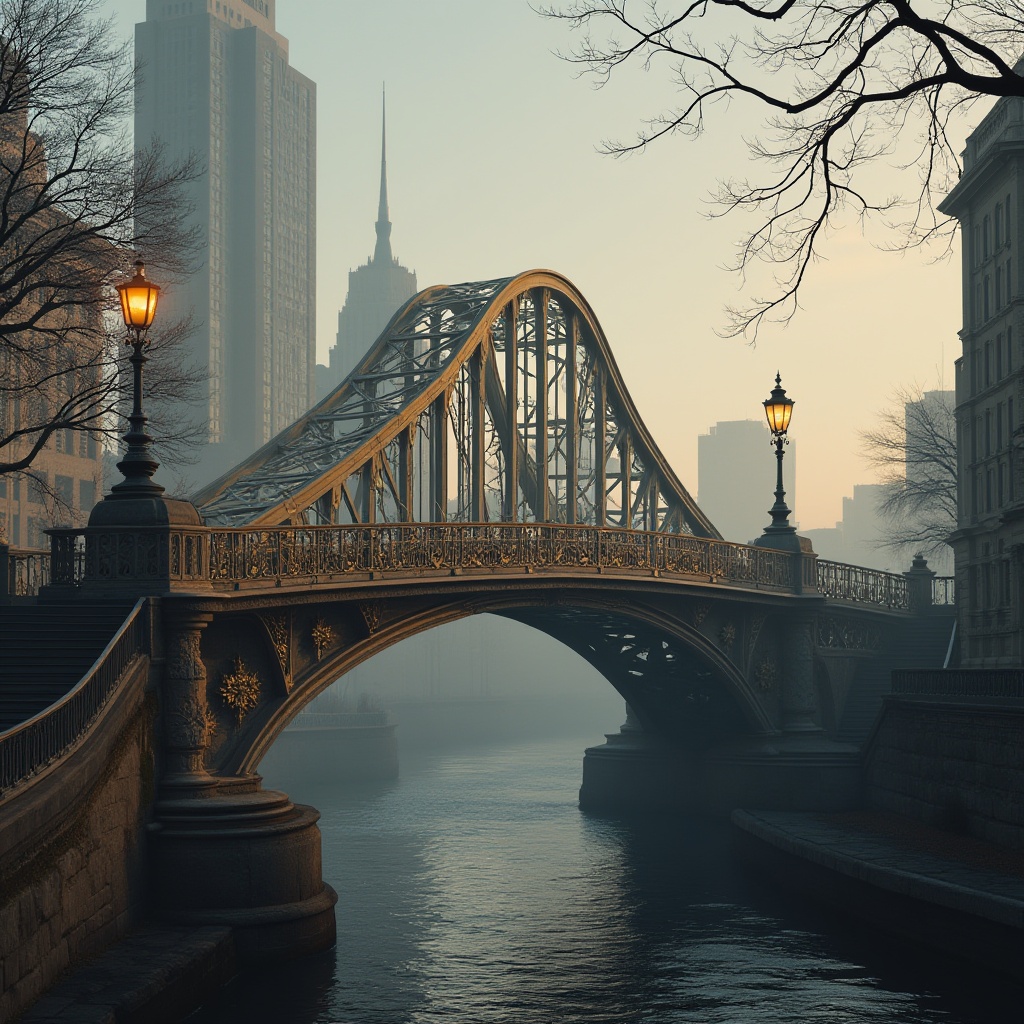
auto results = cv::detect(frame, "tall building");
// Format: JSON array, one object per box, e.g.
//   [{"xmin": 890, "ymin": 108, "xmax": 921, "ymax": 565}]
[
  {"xmin": 135, "ymin": 0, "xmax": 316, "ymax": 487},
  {"xmin": 697, "ymin": 419, "xmax": 796, "ymax": 543},
  {"xmin": 318, "ymin": 96, "xmax": 417, "ymax": 401},
  {"xmin": 940, "ymin": 95, "xmax": 1024, "ymax": 665}
]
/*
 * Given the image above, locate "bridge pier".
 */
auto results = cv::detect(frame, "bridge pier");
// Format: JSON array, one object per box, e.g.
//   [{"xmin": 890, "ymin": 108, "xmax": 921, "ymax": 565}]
[
  {"xmin": 150, "ymin": 610, "xmax": 337, "ymax": 961},
  {"xmin": 149, "ymin": 777, "xmax": 337, "ymax": 962}
]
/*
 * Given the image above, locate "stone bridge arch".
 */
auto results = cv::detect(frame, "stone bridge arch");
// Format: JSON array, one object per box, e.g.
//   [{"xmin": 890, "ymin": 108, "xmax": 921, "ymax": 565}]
[{"xmin": 173, "ymin": 583, "xmax": 792, "ymax": 780}]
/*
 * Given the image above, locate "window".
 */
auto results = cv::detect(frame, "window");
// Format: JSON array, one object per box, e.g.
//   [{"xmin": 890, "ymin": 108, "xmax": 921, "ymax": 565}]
[
  {"xmin": 1008, "ymin": 259, "xmax": 1013, "ymax": 303},
  {"xmin": 79, "ymin": 480, "xmax": 96, "ymax": 513},
  {"xmin": 997, "ymin": 270, "xmax": 1003, "ymax": 309},
  {"xmin": 55, "ymin": 475, "xmax": 73, "ymax": 516},
  {"xmin": 985, "ymin": 341, "xmax": 992, "ymax": 386},
  {"xmin": 998, "ymin": 403, "xmax": 1004, "ymax": 449},
  {"xmin": 999, "ymin": 462, "xmax": 1006, "ymax": 505},
  {"xmin": 1009, "ymin": 328, "xmax": 1015, "ymax": 373},
  {"xmin": 974, "ymin": 225, "xmax": 982, "ymax": 267},
  {"xmin": 986, "ymin": 410, "xmax": 993, "ymax": 455},
  {"xmin": 996, "ymin": 204, "xmax": 1004, "ymax": 247},
  {"xmin": 987, "ymin": 468, "xmax": 994, "ymax": 511},
  {"xmin": 1008, "ymin": 193, "xmax": 1013, "ymax": 244},
  {"xmin": 971, "ymin": 349, "xmax": 979, "ymax": 393},
  {"xmin": 984, "ymin": 215, "xmax": 991, "ymax": 258}
]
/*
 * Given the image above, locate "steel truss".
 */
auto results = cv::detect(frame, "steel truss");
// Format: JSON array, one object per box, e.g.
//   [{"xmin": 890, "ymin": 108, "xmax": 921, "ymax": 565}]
[{"xmin": 195, "ymin": 271, "xmax": 719, "ymax": 537}]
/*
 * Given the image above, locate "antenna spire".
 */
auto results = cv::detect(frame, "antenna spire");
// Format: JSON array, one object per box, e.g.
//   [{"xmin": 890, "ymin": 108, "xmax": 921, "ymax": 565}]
[{"xmin": 373, "ymin": 84, "xmax": 392, "ymax": 264}]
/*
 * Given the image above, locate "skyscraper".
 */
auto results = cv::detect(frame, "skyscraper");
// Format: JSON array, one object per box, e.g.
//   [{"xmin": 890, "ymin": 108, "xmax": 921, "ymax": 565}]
[
  {"xmin": 135, "ymin": 0, "xmax": 316, "ymax": 487},
  {"xmin": 318, "ymin": 95, "xmax": 417, "ymax": 400},
  {"xmin": 697, "ymin": 419, "xmax": 797, "ymax": 543}
]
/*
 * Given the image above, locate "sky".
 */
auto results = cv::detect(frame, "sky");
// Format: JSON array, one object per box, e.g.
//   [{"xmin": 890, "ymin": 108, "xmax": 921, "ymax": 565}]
[{"xmin": 105, "ymin": 0, "xmax": 978, "ymax": 532}]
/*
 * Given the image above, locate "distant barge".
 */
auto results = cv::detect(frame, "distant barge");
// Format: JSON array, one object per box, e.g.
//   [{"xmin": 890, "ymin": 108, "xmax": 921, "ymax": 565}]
[{"xmin": 264, "ymin": 710, "xmax": 398, "ymax": 782}]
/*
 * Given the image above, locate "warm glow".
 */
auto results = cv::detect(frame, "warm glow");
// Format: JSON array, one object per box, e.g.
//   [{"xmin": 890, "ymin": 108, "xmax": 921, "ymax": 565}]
[
  {"xmin": 763, "ymin": 373, "xmax": 794, "ymax": 435},
  {"xmin": 117, "ymin": 260, "xmax": 160, "ymax": 333}
]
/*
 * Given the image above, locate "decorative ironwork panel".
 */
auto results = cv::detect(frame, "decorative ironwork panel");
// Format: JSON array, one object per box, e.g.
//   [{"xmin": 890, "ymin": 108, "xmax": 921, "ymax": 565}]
[
  {"xmin": 194, "ymin": 272, "xmax": 718, "ymax": 539},
  {"xmin": 816, "ymin": 560, "xmax": 909, "ymax": 610}
]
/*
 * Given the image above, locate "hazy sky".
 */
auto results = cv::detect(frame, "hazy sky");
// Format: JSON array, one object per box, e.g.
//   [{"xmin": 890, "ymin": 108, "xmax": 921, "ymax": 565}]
[{"xmin": 106, "ymin": 0, "xmax": 976, "ymax": 533}]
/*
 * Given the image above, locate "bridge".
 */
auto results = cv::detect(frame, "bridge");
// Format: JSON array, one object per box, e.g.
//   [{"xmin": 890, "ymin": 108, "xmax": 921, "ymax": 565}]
[{"xmin": 0, "ymin": 271, "xmax": 954, "ymax": 1018}]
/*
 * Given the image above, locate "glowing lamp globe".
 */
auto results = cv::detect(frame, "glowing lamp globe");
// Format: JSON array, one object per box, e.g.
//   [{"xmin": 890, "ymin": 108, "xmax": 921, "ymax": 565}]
[
  {"xmin": 117, "ymin": 260, "xmax": 161, "ymax": 336},
  {"xmin": 763, "ymin": 373, "xmax": 794, "ymax": 437}
]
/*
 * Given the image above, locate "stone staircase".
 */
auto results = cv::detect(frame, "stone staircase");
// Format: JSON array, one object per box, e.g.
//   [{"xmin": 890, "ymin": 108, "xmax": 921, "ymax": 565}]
[
  {"xmin": 0, "ymin": 602, "xmax": 133, "ymax": 732},
  {"xmin": 836, "ymin": 613, "xmax": 956, "ymax": 745}
]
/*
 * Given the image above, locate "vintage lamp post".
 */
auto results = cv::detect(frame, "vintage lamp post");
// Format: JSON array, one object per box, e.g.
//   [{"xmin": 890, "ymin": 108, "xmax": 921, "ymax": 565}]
[
  {"xmin": 109, "ymin": 260, "xmax": 164, "ymax": 498},
  {"xmin": 761, "ymin": 372, "xmax": 796, "ymax": 539}
]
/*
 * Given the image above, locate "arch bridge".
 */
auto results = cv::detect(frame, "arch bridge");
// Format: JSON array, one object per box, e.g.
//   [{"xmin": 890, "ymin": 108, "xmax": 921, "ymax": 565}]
[{"xmin": 14, "ymin": 271, "xmax": 952, "ymax": 973}]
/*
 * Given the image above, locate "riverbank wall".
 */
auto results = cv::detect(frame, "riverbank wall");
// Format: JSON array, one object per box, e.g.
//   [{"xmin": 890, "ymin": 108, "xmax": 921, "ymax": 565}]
[
  {"xmin": 863, "ymin": 693, "xmax": 1024, "ymax": 850},
  {"xmin": 0, "ymin": 659, "xmax": 154, "ymax": 1021}
]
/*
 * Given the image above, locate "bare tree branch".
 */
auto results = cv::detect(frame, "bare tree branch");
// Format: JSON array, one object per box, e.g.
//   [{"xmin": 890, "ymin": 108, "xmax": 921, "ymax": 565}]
[
  {"xmin": 861, "ymin": 383, "xmax": 957, "ymax": 557},
  {"xmin": 539, "ymin": 0, "xmax": 1024, "ymax": 338},
  {"xmin": 0, "ymin": 0, "xmax": 204, "ymax": 486}
]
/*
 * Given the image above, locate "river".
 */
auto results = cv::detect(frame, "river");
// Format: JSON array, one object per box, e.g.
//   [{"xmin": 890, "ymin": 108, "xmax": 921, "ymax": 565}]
[{"xmin": 185, "ymin": 723, "xmax": 1022, "ymax": 1023}]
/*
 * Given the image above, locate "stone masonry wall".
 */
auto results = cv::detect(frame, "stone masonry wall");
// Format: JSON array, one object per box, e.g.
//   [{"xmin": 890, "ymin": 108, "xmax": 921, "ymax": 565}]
[
  {"xmin": 864, "ymin": 699, "xmax": 1024, "ymax": 850},
  {"xmin": 0, "ymin": 665, "xmax": 155, "ymax": 1021}
]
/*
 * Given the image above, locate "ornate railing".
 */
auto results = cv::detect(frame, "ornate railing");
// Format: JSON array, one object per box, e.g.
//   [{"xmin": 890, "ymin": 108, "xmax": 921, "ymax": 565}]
[
  {"xmin": 0, "ymin": 599, "xmax": 148, "ymax": 792},
  {"xmin": 2, "ymin": 546, "xmax": 50, "ymax": 597},
  {"xmin": 932, "ymin": 576, "xmax": 956, "ymax": 606},
  {"xmin": 207, "ymin": 523, "xmax": 799, "ymax": 592},
  {"xmin": 815, "ymin": 559, "xmax": 910, "ymax": 610},
  {"xmin": 892, "ymin": 668, "xmax": 1024, "ymax": 702}
]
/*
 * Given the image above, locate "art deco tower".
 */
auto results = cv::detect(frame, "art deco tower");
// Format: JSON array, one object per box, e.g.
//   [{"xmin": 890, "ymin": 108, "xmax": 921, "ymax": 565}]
[
  {"xmin": 319, "ymin": 95, "xmax": 417, "ymax": 399},
  {"xmin": 135, "ymin": 0, "xmax": 316, "ymax": 487}
]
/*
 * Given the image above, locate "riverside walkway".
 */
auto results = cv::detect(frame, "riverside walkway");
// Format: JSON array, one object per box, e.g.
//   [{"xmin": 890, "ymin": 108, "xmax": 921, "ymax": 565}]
[{"xmin": 733, "ymin": 809, "xmax": 1024, "ymax": 982}]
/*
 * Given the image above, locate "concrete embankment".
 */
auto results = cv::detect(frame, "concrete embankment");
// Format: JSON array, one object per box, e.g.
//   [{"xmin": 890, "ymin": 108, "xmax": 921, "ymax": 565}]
[{"xmin": 732, "ymin": 808, "xmax": 1024, "ymax": 981}]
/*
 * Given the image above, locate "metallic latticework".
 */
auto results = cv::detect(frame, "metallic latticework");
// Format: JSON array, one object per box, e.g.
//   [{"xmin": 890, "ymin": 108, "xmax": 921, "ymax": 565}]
[{"xmin": 194, "ymin": 271, "xmax": 719, "ymax": 537}]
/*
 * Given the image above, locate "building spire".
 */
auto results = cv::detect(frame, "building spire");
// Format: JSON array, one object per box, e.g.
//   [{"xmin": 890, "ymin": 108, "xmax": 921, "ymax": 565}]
[{"xmin": 373, "ymin": 84, "xmax": 393, "ymax": 265}]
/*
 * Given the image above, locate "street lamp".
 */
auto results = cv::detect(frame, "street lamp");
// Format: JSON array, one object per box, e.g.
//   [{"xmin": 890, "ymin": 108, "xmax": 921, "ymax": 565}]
[
  {"xmin": 109, "ymin": 260, "xmax": 164, "ymax": 497},
  {"xmin": 761, "ymin": 372, "xmax": 795, "ymax": 536}
]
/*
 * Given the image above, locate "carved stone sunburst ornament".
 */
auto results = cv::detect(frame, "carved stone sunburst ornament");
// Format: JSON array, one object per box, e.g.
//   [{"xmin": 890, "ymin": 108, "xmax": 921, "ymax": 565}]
[
  {"xmin": 311, "ymin": 618, "xmax": 335, "ymax": 661},
  {"xmin": 718, "ymin": 623, "xmax": 736, "ymax": 652},
  {"xmin": 754, "ymin": 656, "xmax": 777, "ymax": 692},
  {"xmin": 220, "ymin": 657, "xmax": 261, "ymax": 724}
]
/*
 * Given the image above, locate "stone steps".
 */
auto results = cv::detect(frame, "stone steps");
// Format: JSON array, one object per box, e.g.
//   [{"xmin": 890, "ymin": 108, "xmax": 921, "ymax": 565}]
[
  {"xmin": 836, "ymin": 614, "xmax": 955, "ymax": 745},
  {"xmin": 0, "ymin": 603, "xmax": 133, "ymax": 733}
]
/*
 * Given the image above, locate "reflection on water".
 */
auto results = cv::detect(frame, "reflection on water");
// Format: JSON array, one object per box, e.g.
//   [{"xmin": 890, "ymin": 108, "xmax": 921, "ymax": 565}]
[{"xmin": 187, "ymin": 733, "xmax": 1023, "ymax": 1023}]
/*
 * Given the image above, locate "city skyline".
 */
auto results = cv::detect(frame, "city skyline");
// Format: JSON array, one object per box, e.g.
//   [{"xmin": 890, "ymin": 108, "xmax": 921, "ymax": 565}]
[{"xmin": 107, "ymin": 0, "xmax": 969, "ymax": 530}]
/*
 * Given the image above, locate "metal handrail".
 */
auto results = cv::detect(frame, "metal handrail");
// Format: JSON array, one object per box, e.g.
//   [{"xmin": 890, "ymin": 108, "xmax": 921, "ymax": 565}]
[
  {"xmin": 0, "ymin": 598, "xmax": 148, "ymax": 792},
  {"xmin": 5, "ymin": 547, "xmax": 51, "ymax": 597},
  {"xmin": 893, "ymin": 667, "xmax": 1024, "ymax": 701},
  {"xmin": 815, "ymin": 559, "xmax": 910, "ymax": 610}
]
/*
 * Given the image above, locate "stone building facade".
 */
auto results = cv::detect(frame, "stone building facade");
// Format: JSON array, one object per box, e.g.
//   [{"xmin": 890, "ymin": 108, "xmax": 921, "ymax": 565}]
[{"xmin": 940, "ymin": 95, "xmax": 1024, "ymax": 666}]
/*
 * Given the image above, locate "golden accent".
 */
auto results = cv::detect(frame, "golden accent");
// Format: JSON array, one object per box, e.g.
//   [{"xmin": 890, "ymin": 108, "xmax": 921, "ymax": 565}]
[
  {"xmin": 220, "ymin": 657, "xmax": 261, "ymax": 724},
  {"xmin": 360, "ymin": 601, "xmax": 383, "ymax": 635},
  {"xmin": 264, "ymin": 614, "xmax": 289, "ymax": 671},
  {"xmin": 311, "ymin": 618, "xmax": 335, "ymax": 661}
]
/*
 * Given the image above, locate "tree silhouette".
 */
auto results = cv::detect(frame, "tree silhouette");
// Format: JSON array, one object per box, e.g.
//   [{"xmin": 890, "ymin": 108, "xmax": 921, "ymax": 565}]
[
  {"xmin": 0, "ymin": 0, "xmax": 203, "ymax": 488},
  {"xmin": 862, "ymin": 385, "xmax": 957, "ymax": 559},
  {"xmin": 542, "ymin": 0, "xmax": 1024, "ymax": 337}
]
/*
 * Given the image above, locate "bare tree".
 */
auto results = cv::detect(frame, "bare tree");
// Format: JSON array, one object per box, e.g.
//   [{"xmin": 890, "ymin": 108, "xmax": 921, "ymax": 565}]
[
  {"xmin": 862, "ymin": 384, "xmax": 957, "ymax": 558},
  {"xmin": 541, "ymin": 1, "xmax": 1024, "ymax": 337},
  {"xmin": 0, "ymin": 0, "xmax": 203, "ymax": 488}
]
